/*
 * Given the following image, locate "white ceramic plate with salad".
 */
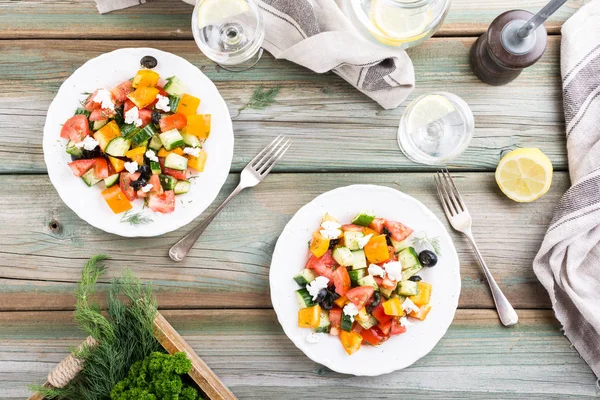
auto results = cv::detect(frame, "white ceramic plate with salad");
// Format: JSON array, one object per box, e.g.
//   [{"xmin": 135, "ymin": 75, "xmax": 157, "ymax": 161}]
[
  {"xmin": 270, "ymin": 185, "xmax": 461, "ymax": 376},
  {"xmin": 43, "ymin": 48, "xmax": 234, "ymax": 237}
]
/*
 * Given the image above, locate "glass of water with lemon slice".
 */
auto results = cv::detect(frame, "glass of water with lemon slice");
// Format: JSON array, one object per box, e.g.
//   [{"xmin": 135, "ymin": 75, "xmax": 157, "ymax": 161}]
[
  {"xmin": 346, "ymin": 0, "xmax": 451, "ymax": 49},
  {"xmin": 192, "ymin": 0, "xmax": 264, "ymax": 71},
  {"xmin": 398, "ymin": 92, "xmax": 474, "ymax": 165}
]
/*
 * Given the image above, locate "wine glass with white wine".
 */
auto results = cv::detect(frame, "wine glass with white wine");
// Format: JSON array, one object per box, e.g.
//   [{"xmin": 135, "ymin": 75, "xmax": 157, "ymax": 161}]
[{"xmin": 192, "ymin": 0, "xmax": 265, "ymax": 72}]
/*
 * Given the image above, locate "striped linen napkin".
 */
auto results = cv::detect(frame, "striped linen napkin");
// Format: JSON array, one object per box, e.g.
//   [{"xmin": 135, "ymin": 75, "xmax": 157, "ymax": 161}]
[
  {"xmin": 534, "ymin": 0, "xmax": 600, "ymax": 379},
  {"xmin": 95, "ymin": 0, "xmax": 415, "ymax": 110}
]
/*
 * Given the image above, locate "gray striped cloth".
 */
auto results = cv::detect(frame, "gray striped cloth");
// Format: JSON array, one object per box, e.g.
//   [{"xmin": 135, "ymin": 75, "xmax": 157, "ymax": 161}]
[
  {"xmin": 96, "ymin": 0, "xmax": 415, "ymax": 110},
  {"xmin": 533, "ymin": 0, "xmax": 600, "ymax": 379}
]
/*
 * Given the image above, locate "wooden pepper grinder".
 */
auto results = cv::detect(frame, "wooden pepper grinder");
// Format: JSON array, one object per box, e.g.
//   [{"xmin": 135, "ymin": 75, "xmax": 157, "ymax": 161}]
[{"xmin": 470, "ymin": 0, "xmax": 567, "ymax": 85}]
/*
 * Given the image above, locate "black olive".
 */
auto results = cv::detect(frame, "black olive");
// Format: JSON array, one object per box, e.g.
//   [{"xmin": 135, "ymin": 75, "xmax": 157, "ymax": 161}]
[
  {"xmin": 419, "ymin": 250, "xmax": 438, "ymax": 267},
  {"xmin": 140, "ymin": 55, "xmax": 158, "ymax": 69},
  {"xmin": 329, "ymin": 290, "xmax": 340, "ymax": 301},
  {"xmin": 138, "ymin": 165, "xmax": 152, "ymax": 180},
  {"xmin": 370, "ymin": 291, "xmax": 381, "ymax": 308},
  {"xmin": 320, "ymin": 299, "xmax": 333, "ymax": 310},
  {"xmin": 130, "ymin": 178, "xmax": 147, "ymax": 190},
  {"xmin": 382, "ymin": 227, "xmax": 393, "ymax": 246},
  {"xmin": 328, "ymin": 238, "xmax": 340, "ymax": 250},
  {"xmin": 408, "ymin": 275, "xmax": 422, "ymax": 282},
  {"xmin": 70, "ymin": 153, "xmax": 82, "ymax": 161},
  {"xmin": 315, "ymin": 289, "xmax": 327, "ymax": 303},
  {"xmin": 81, "ymin": 146, "xmax": 101, "ymax": 159},
  {"xmin": 151, "ymin": 110, "xmax": 162, "ymax": 125}
]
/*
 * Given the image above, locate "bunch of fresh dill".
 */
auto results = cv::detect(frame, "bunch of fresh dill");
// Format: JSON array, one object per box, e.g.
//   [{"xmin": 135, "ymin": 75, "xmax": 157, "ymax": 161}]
[{"xmin": 35, "ymin": 255, "xmax": 163, "ymax": 399}]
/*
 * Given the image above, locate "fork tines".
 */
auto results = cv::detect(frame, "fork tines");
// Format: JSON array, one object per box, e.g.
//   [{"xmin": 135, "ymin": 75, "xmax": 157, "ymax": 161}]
[
  {"xmin": 434, "ymin": 168, "xmax": 467, "ymax": 217},
  {"xmin": 250, "ymin": 134, "xmax": 292, "ymax": 176}
]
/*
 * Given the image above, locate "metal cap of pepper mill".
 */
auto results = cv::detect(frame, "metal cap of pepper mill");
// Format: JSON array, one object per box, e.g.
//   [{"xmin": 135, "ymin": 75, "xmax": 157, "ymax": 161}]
[{"xmin": 470, "ymin": 0, "xmax": 567, "ymax": 85}]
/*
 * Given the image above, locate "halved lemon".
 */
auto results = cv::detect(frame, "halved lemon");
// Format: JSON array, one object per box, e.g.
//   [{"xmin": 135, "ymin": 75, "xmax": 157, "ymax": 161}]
[
  {"xmin": 407, "ymin": 94, "xmax": 455, "ymax": 132},
  {"xmin": 370, "ymin": 0, "xmax": 433, "ymax": 45},
  {"xmin": 196, "ymin": 0, "xmax": 249, "ymax": 29},
  {"xmin": 495, "ymin": 148, "xmax": 553, "ymax": 202}
]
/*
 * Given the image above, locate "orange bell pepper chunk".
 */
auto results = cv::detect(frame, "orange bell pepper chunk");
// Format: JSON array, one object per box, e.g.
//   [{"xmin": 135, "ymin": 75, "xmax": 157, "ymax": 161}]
[
  {"xmin": 409, "ymin": 304, "xmax": 432, "ymax": 321},
  {"xmin": 409, "ymin": 282, "xmax": 432, "ymax": 307},
  {"xmin": 176, "ymin": 93, "xmax": 201, "ymax": 116},
  {"xmin": 298, "ymin": 305, "xmax": 321, "ymax": 328},
  {"xmin": 157, "ymin": 147, "xmax": 184, "ymax": 157},
  {"xmin": 309, "ymin": 231, "xmax": 330, "ymax": 258},
  {"xmin": 364, "ymin": 234, "xmax": 390, "ymax": 264},
  {"xmin": 108, "ymin": 156, "xmax": 125, "ymax": 173},
  {"xmin": 127, "ymin": 87, "xmax": 159, "ymax": 109},
  {"xmin": 132, "ymin": 69, "xmax": 160, "ymax": 88},
  {"xmin": 93, "ymin": 121, "xmax": 121, "ymax": 151},
  {"xmin": 339, "ymin": 330, "xmax": 362, "ymax": 355},
  {"xmin": 334, "ymin": 296, "xmax": 348, "ymax": 308},
  {"xmin": 182, "ymin": 114, "xmax": 211, "ymax": 138},
  {"xmin": 102, "ymin": 186, "xmax": 132, "ymax": 214},
  {"xmin": 125, "ymin": 146, "xmax": 146, "ymax": 165},
  {"xmin": 187, "ymin": 151, "xmax": 207, "ymax": 172},
  {"xmin": 382, "ymin": 297, "xmax": 403, "ymax": 316}
]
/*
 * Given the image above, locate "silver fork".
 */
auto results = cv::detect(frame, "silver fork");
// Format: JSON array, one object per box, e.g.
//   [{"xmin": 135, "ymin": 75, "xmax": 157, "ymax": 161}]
[
  {"xmin": 169, "ymin": 135, "xmax": 292, "ymax": 262},
  {"xmin": 434, "ymin": 169, "xmax": 518, "ymax": 327}
]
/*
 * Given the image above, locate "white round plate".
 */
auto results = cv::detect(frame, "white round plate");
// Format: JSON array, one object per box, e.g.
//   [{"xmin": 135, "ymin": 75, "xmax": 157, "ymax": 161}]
[
  {"xmin": 270, "ymin": 184, "xmax": 461, "ymax": 376},
  {"xmin": 43, "ymin": 48, "xmax": 233, "ymax": 237}
]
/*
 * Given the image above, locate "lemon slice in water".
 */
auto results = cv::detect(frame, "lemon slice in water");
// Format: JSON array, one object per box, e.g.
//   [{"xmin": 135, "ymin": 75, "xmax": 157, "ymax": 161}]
[
  {"xmin": 197, "ymin": 0, "xmax": 249, "ymax": 29},
  {"xmin": 370, "ymin": 0, "xmax": 433, "ymax": 45},
  {"xmin": 495, "ymin": 148, "xmax": 553, "ymax": 202},
  {"xmin": 407, "ymin": 94, "xmax": 455, "ymax": 132}
]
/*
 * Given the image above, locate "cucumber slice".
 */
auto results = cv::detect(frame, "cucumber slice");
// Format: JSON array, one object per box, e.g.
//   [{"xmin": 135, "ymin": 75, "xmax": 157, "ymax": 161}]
[
  {"xmin": 348, "ymin": 269, "xmax": 366, "ymax": 285},
  {"xmin": 66, "ymin": 140, "xmax": 83, "ymax": 157},
  {"xmin": 150, "ymin": 161, "xmax": 162, "ymax": 175},
  {"xmin": 391, "ymin": 238, "xmax": 410, "ymax": 253},
  {"xmin": 168, "ymin": 95, "xmax": 180, "ymax": 112},
  {"xmin": 351, "ymin": 249, "xmax": 367, "ymax": 270},
  {"xmin": 357, "ymin": 275, "xmax": 379, "ymax": 289},
  {"xmin": 401, "ymin": 264, "xmax": 423, "ymax": 281},
  {"xmin": 397, "ymin": 280, "xmax": 419, "ymax": 297},
  {"xmin": 344, "ymin": 231, "xmax": 365, "ymax": 251},
  {"xmin": 130, "ymin": 124, "xmax": 156, "ymax": 147},
  {"xmin": 315, "ymin": 310, "xmax": 330, "ymax": 333},
  {"xmin": 164, "ymin": 153, "xmax": 188, "ymax": 171},
  {"xmin": 293, "ymin": 268, "xmax": 318, "ymax": 286},
  {"xmin": 296, "ymin": 288, "xmax": 316, "ymax": 309},
  {"xmin": 380, "ymin": 287, "xmax": 393, "ymax": 298},
  {"xmin": 104, "ymin": 173, "xmax": 119, "ymax": 188},
  {"xmin": 159, "ymin": 174, "xmax": 177, "ymax": 191},
  {"xmin": 81, "ymin": 169, "xmax": 101, "ymax": 187},
  {"xmin": 174, "ymin": 180, "xmax": 191, "ymax": 195},
  {"xmin": 398, "ymin": 247, "xmax": 421, "ymax": 270},
  {"xmin": 332, "ymin": 247, "xmax": 354, "ymax": 266},
  {"xmin": 159, "ymin": 129, "xmax": 185, "ymax": 151},
  {"xmin": 148, "ymin": 134, "xmax": 163, "ymax": 151},
  {"xmin": 164, "ymin": 76, "xmax": 185, "ymax": 97},
  {"xmin": 352, "ymin": 212, "xmax": 375, "ymax": 227},
  {"xmin": 120, "ymin": 123, "xmax": 138, "ymax": 138},
  {"xmin": 182, "ymin": 133, "xmax": 201, "ymax": 148},
  {"xmin": 357, "ymin": 314, "xmax": 378, "ymax": 330},
  {"xmin": 92, "ymin": 119, "xmax": 108, "ymax": 131},
  {"xmin": 340, "ymin": 313, "xmax": 353, "ymax": 332},
  {"xmin": 105, "ymin": 137, "xmax": 131, "ymax": 157}
]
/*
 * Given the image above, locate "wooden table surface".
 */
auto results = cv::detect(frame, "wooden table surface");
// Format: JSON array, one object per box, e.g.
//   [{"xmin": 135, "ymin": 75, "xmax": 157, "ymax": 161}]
[{"xmin": 1, "ymin": 0, "xmax": 599, "ymax": 398}]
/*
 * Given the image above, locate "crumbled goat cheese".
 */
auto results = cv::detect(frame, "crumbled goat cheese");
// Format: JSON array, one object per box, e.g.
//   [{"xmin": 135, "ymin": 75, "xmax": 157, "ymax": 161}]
[
  {"xmin": 183, "ymin": 147, "xmax": 202, "ymax": 157},
  {"xmin": 343, "ymin": 303, "xmax": 359, "ymax": 322},
  {"xmin": 75, "ymin": 136, "xmax": 99, "ymax": 151},
  {"xmin": 320, "ymin": 220, "xmax": 342, "ymax": 239},
  {"xmin": 357, "ymin": 234, "xmax": 373, "ymax": 249},
  {"xmin": 141, "ymin": 184, "xmax": 153, "ymax": 193},
  {"xmin": 307, "ymin": 276, "xmax": 329, "ymax": 300},
  {"xmin": 124, "ymin": 106, "xmax": 143, "ymax": 127},
  {"xmin": 124, "ymin": 161, "xmax": 139, "ymax": 174},
  {"xmin": 399, "ymin": 316, "xmax": 412, "ymax": 327},
  {"xmin": 384, "ymin": 261, "xmax": 403, "ymax": 281},
  {"xmin": 368, "ymin": 263, "xmax": 386, "ymax": 278},
  {"xmin": 402, "ymin": 298, "xmax": 420, "ymax": 314},
  {"xmin": 145, "ymin": 149, "xmax": 159, "ymax": 162},
  {"xmin": 306, "ymin": 332, "xmax": 321, "ymax": 344},
  {"xmin": 93, "ymin": 89, "xmax": 115, "ymax": 111},
  {"xmin": 155, "ymin": 94, "xmax": 171, "ymax": 112}
]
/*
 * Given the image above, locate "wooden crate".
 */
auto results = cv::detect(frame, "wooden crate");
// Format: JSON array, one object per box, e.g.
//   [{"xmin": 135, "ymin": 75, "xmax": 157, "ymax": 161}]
[{"xmin": 29, "ymin": 312, "xmax": 237, "ymax": 400}]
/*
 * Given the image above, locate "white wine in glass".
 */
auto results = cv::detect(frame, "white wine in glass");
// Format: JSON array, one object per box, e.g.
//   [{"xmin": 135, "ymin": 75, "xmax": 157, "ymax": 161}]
[{"xmin": 192, "ymin": 0, "xmax": 265, "ymax": 72}]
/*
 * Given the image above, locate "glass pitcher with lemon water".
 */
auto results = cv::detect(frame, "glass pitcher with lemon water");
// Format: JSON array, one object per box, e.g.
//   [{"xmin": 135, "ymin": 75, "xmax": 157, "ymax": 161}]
[{"xmin": 343, "ymin": 0, "xmax": 451, "ymax": 49}]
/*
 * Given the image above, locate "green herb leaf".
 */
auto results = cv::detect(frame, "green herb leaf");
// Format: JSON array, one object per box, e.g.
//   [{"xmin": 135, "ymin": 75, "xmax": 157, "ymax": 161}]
[
  {"xmin": 412, "ymin": 234, "xmax": 442, "ymax": 256},
  {"xmin": 120, "ymin": 210, "xmax": 153, "ymax": 226},
  {"xmin": 240, "ymin": 85, "xmax": 280, "ymax": 111}
]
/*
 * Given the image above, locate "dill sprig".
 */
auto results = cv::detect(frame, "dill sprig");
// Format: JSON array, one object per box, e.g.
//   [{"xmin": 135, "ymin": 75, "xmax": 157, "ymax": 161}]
[
  {"xmin": 240, "ymin": 85, "xmax": 280, "ymax": 111},
  {"xmin": 413, "ymin": 234, "xmax": 442, "ymax": 256},
  {"xmin": 120, "ymin": 210, "xmax": 153, "ymax": 226},
  {"xmin": 33, "ymin": 255, "xmax": 162, "ymax": 400}
]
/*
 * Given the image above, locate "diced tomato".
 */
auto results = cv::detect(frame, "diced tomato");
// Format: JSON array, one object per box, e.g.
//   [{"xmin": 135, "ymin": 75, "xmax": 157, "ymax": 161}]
[
  {"xmin": 159, "ymin": 113, "xmax": 187, "ymax": 132},
  {"xmin": 384, "ymin": 220, "xmax": 414, "ymax": 242},
  {"xmin": 148, "ymin": 190, "xmax": 176, "ymax": 213},
  {"xmin": 351, "ymin": 322, "xmax": 363, "ymax": 334},
  {"xmin": 123, "ymin": 99, "xmax": 136, "ymax": 113},
  {"xmin": 377, "ymin": 320, "xmax": 393, "ymax": 336},
  {"xmin": 361, "ymin": 327, "xmax": 388, "ymax": 346},
  {"xmin": 89, "ymin": 108, "xmax": 114, "ymax": 121},
  {"xmin": 381, "ymin": 277, "xmax": 397, "ymax": 291},
  {"xmin": 373, "ymin": 276, "xmax": 383, "ymax": 287},
  {"xmin": 93, "ymin": 157, "xmax": 109, "ymax": 179},
  {"xmin": 110, "ymin": 81, "xmax": 134, "ymax": 103},
  {"xmin": 60, "ymin": 114, "xmax": 91, "ymax": 142},
  {"xmin": 136, "ymin": 174, "xmax": 162, "ymax": 197},
  {"xmin": 345, "ymin": 286, "xmax": 375, "ymax": 310},
  {"xmin": 332, "ymin": 266, "xmax": 351, "ymax": 297},
  {"xmin": 341, "ymin": 224, "xmax": 364, "ymax": 232},
  {"xmin": 329, "ymin": 307, "xmax": 342, "ymax": 331},
  {"xmin": 83, "ymin": 90, "xmax": 100, "ymax": 111},
  {"xmin": 371, "ymin": 304, "xmax": 393, "ymax": 324},
  {"xmin": 68, "ymin": 159, "xmax": 95, "ymax": 177},
  {"xmin": 306, "ymin": 250, "xmax": 337, "ymax": 280},
  {"xmin": 369, "ymin": 218, "xmax": 386, "ymax": 233},
  {"xmin": 138, "ymin": 109, "xmax": 153, "ymax": 128},
  {"xmin": 390, "ymin": 318, "xmax": 407, "ymax": 335},
  {"xmin": 119, "ymin": 172, "xmax": 140, "ymax": 201}
]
